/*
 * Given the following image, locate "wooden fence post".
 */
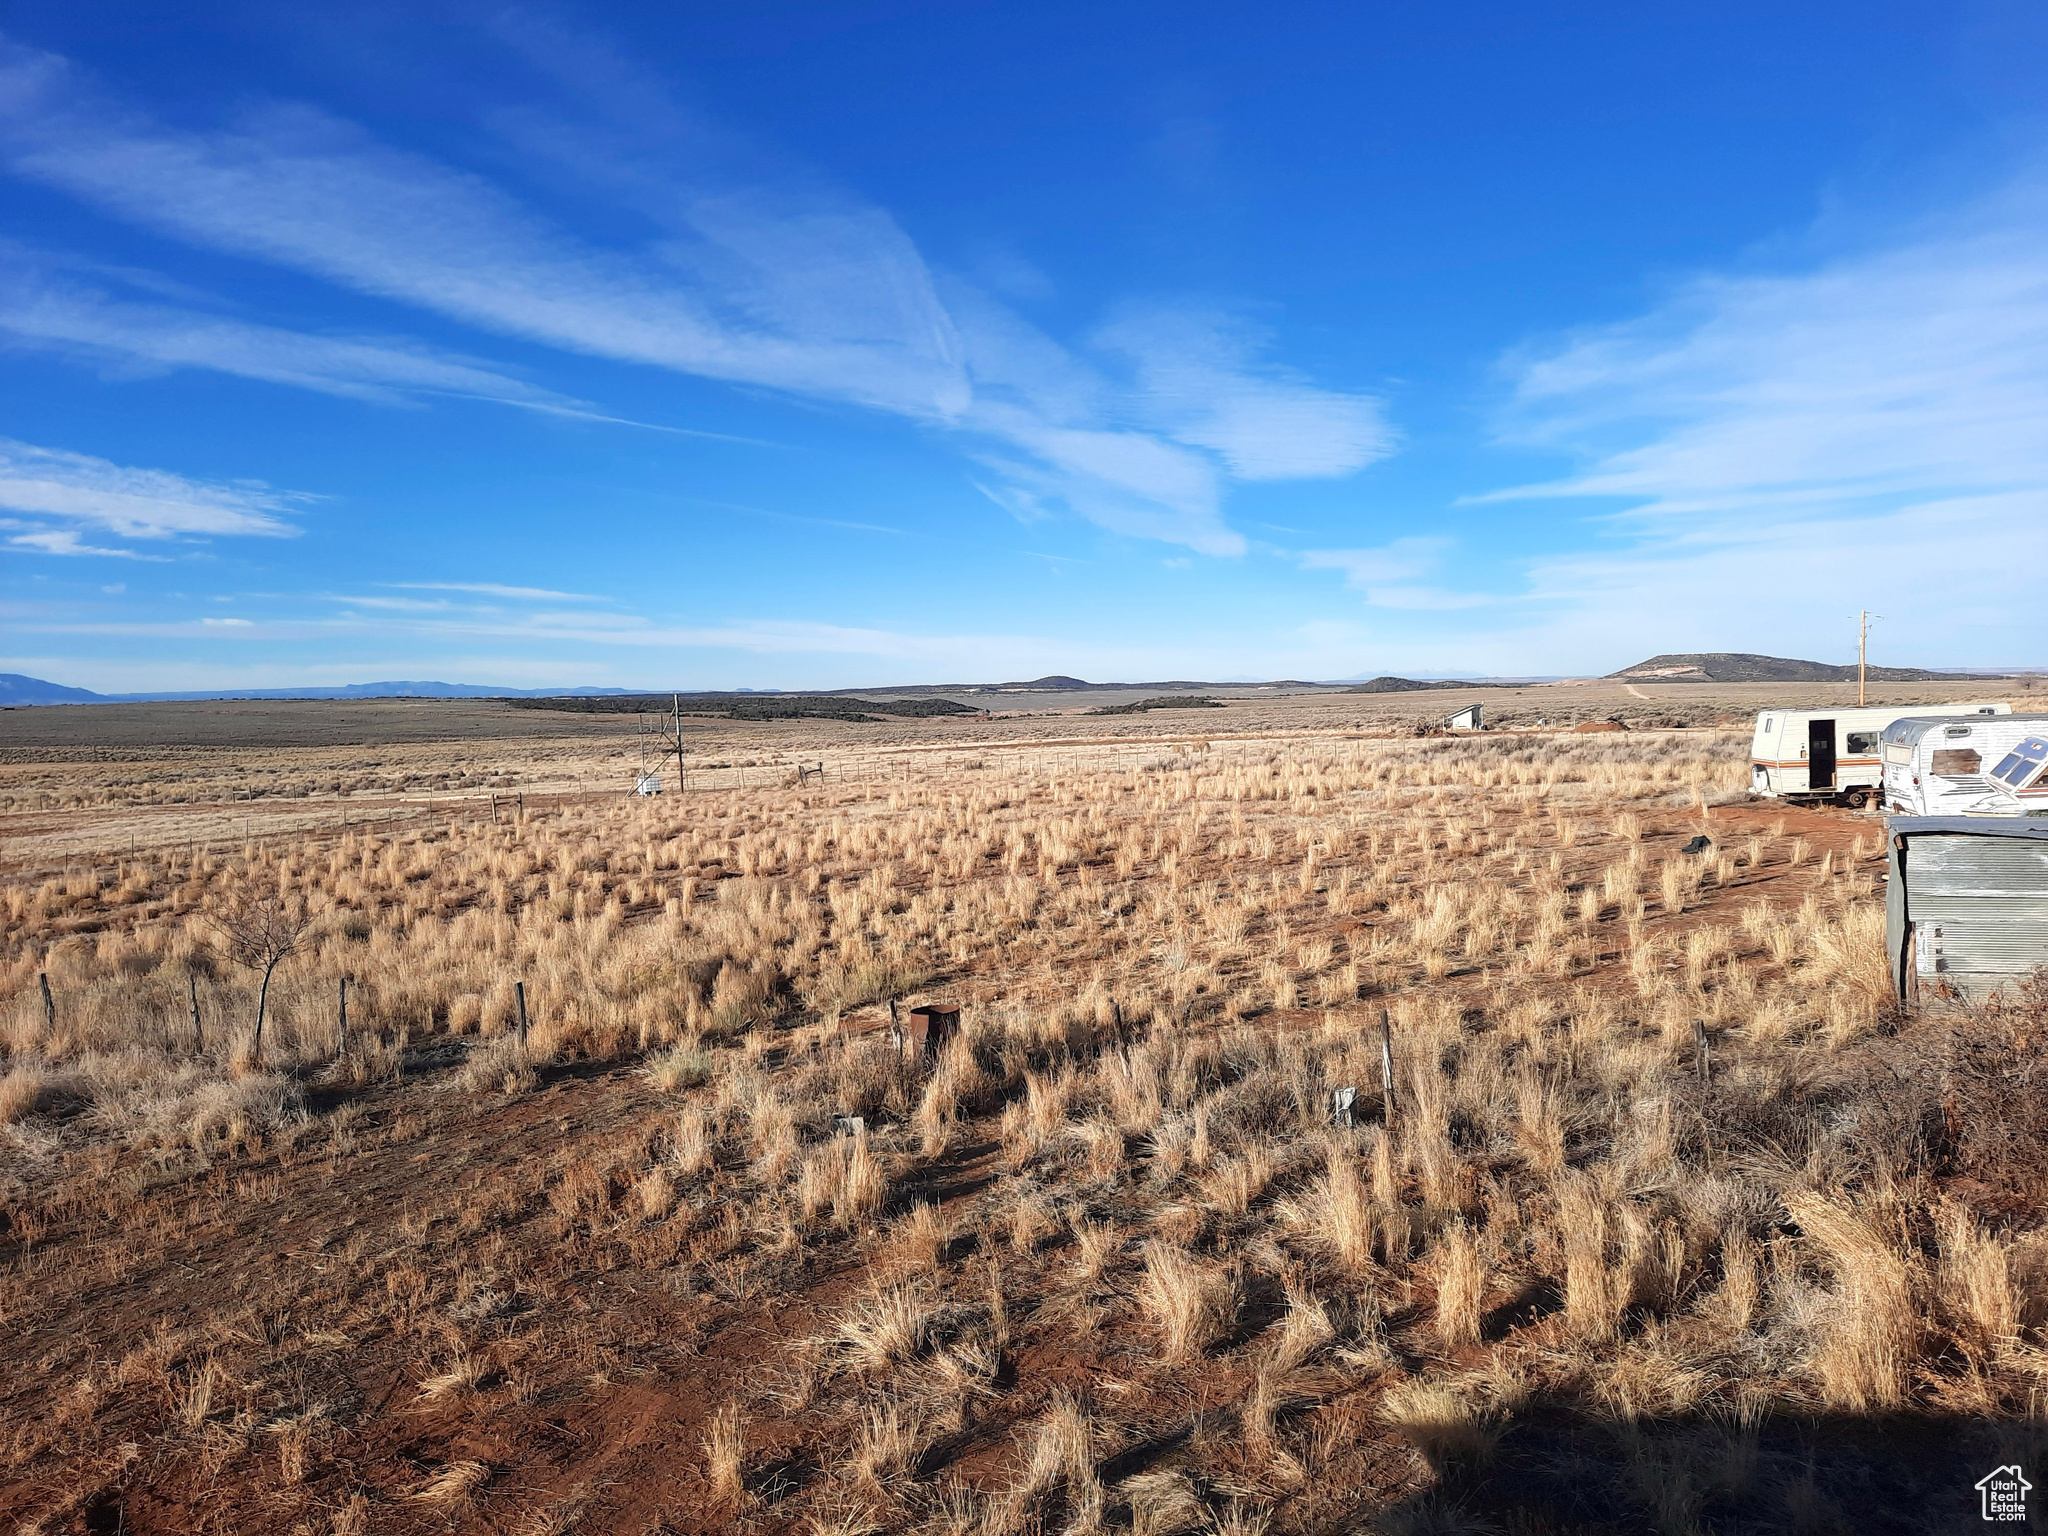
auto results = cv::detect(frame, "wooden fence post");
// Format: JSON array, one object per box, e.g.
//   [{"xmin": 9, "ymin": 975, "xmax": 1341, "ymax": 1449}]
[
  {"xmin": 189, "ymin": 971, "xmax": 203, "ymax": 1051},
  {"xmin": 1379, "ymin": 1011, "xmax": 1397, "ymax": 1122},
  {"xmin": 338, "ymin": 976, "xmax": 349, "ymax": 1057},
  {"xmin": 1694, "ymin": 1018, "xmax": 1710, "ymax": 1083},
  {"xmin": 515, "ymin": 981, "xmax": 530, "ymax": 1048},
  {"xmin": 39, "ymin": 973, "xmax": 54, "ymax": 1033}
]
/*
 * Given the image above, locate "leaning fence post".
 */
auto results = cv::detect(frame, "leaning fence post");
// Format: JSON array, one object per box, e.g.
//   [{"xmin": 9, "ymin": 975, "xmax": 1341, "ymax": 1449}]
[
  {"xmin": 1379, "ymin": 1011, "xmax": 1397, "ymax": 1122},
  {"xmin": 1694, "ymin": 1018, "xmax": 1709, "ymax": 1083},
  {"xmin": 337, "ymin": 975, "xmax": 349, "ymax": 1057},
  {"xmin": 515, "ymin": 981, "xmax": 530, "ymax": 1048},
  {"xmin": 39, "ymin": 973, "xmax": 54, "ymax": 1033},
  {"xmin": 189, "ymin": 970, "xmax": 203, "ymax": 1051}
]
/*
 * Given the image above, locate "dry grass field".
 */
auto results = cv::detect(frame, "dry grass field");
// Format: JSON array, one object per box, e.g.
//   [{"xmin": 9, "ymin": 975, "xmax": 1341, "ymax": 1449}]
[{"xmin": 2, "ymin": 684, "xmax": 2043, "ymax": 1535}]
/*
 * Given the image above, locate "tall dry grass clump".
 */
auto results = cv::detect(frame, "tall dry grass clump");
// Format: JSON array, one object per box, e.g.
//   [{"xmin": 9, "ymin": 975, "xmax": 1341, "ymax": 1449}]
[
  {"xmin": 1432, "ymin": 1221, "xmax": 1487, "ymax": 1348},
  {"xmin": 1139, "ymin": 1242, "xmax": 1240, "ymax": 1361},
  {"xmin": 1315, "ymin": 1150, "xmax": 1378, "ymax": 1269},
  {"xmin": 1785, "ymin": 1190, "xmax": 1920, "ymax": 1411},
  {"xmin": 704, "ymin": 1403, "xmax": 746, "ymax": 1502}
]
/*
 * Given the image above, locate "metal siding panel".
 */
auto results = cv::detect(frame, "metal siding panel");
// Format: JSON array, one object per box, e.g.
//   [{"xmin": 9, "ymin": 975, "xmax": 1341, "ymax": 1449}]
[
  {"xmin": 1887, "ymin": 839, "xmax": 1908, "ymax": 1002},
  {"xmin": 1907, "ymin": 895, "xmax": 2048, "ymax": 921},
  {"xmin": 1941, "ymin": 939, "xmax": 2048, "ymax": 974},
  {"xmin": 1902, "ymin": 828, "xmax": 2048, "ymax": 991},
  {"xmin": 1905, "ymin": 837, "xmax": 2048, "ymax": 894},
  {"xmin": 1914, "ymin": 922, "xmax": 2048, "ymax": 974}
]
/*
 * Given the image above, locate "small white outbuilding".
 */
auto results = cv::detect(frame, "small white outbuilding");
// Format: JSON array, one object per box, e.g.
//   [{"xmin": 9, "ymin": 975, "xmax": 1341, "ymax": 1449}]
[{"xmin": 1886, "ymin": 816, "xmax": 2048, "ymax": 1005}]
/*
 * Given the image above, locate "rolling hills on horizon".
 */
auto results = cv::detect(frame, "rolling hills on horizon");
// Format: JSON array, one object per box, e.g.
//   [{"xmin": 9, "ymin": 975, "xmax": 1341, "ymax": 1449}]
[
  {"xmin": 1606, "ymin": 652, "xmax": 2014, "ymax": 683},
  {"xmin": 0, "ymin": 675, "xmax": 638, "ymax": 707},
  {"xmin": 4, "ymin": 656, "xmax": 2036, "ymax": 709}
]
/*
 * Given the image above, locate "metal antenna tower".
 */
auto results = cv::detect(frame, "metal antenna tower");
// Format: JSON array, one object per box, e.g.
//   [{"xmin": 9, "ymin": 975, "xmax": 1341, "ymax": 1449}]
[{"xmin": 634, "ymin": 694, "xmax": 689, "ymax": 794}]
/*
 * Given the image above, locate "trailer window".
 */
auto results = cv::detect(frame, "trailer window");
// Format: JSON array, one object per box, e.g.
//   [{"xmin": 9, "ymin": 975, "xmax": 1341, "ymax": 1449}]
[
  {"xmin": 1846, "ymin": 731, "xmax": 1878, "ymax": 754},
  {"xmin": 1991, "ymin": 736, "xmax": 2048, "ymax": 787}
]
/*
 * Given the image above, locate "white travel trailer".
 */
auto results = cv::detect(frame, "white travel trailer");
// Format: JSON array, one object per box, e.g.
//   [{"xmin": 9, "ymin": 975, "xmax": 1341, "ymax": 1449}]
[
  {"xmin": 1881, "ymin": 714, "xmax": 2048, "ymax": 816},
  {"xmin": 1749, "ymin": 702, "xmax": 2009, "ymax": 807}
]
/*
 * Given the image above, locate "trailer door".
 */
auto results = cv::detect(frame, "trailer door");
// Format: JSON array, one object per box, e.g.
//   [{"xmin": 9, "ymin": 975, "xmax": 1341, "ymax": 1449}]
[{"xmin": 1808, "ymin": 719, "xmax": 1837, "ymax": 790}]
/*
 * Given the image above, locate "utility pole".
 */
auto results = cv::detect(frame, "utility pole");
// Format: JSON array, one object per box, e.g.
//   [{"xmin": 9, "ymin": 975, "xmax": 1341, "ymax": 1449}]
[
  {"xmin": 672, "ymin": 693, "xmax": 684, "ymax": 792},
  {"xmin": 1857, "ymin": 610, "xmax": 1882, "ymax": 706}
]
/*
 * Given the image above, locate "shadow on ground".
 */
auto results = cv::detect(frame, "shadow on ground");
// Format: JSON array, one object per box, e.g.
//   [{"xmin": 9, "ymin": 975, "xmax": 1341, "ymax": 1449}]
[{"xmin": 1373, "ymin": 1404, "xmax": 2047, "ymax": 1535}]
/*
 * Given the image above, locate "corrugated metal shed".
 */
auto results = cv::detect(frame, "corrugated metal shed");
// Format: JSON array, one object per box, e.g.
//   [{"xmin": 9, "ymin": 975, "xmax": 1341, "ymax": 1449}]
[{"xmin": 1886, "ymin": 816, "xmax": 2048, "ymax": 1004}]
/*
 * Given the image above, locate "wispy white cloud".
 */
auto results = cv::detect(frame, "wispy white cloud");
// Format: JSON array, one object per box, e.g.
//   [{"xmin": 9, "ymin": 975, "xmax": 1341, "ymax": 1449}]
[
  {"xmin": 0, "ymin": 31, "xmax": 1392, "ymax": 555},
  {"xmin": 1300, "ymin": 537, "xmax": 1446, "ymax": 586},
  {"xmin": 1094, "ymin": 307, "xmax": 1396, "ymax": 481},
  {"xmin": 388, "ymin": 581, "xmax": 603, "ymax": 601},
  {"xmin": 1348, "ymin": 585, "xmax": 1495, "ymax": 612},
  {"xmin": 1449, "ymin": 170, "xmax": 2048, "ymax": 667},
  {"xmin": 947, "ymin": 283, "xmax": 1392, "ymax": 554},
  {"xmin": 0, "ymin": 244, "xmax": 781, "ymax": 444},
  {"xmin": 0, "ymin": 439, "xmax": 306, "ymax": 555},
  {"xmin": 0, "ymin": 245, "xmax": 574, "ymax": 407},
  {"xmin": 970, "ymin": 416, "xmax": 1238, "ymax": 553},
  {"xmin": 1299, "ymin": 537, "xmax": 1491, "ymax": 609},
  {"xmin": 325, "ymin": 595, "xmax": 455, "ymax": 612},
  {"xmin": 6, "ymin": 525, "xmax": 159, "ymax": 558},
  {"xmin": 0, "ymin": 37, "xmax": 971, "ymax": 419},
  {"xmin": 1492, "ymin": 490, "xmax": 2040, "ymax": 669},
  {"xmin": 1485, "ymin": 174, "xmax": 2048, "ymax": 520}
]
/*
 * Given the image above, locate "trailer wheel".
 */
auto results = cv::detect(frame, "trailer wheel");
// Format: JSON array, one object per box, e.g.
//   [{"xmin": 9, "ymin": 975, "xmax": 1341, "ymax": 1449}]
[{"xmin": 1841, "ymin": 789, "xmax": 1870, "ymax": 810}]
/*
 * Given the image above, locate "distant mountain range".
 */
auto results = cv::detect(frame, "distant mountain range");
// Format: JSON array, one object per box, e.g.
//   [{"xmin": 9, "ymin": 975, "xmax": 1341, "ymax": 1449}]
[
  {"xmin": 0, "ymin": 675, "xmax": 635, "ymax": 706},
  {"xmin": 1607, "ymin": 653, "xmax": 2012, "ymax": 684},
  {"xmin": 4, "ymin": 656, "xmax": 2031, "ymax": 709},
  {"xmin": 0, "ymin": 672, "xmax": 1496, "ymax": 705}
]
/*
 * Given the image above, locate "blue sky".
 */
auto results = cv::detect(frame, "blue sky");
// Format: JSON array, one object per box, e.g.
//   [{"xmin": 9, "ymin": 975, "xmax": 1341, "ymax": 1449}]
[{"xmin": 2, "ymin": 2, "xmax": 2044, "ymax": 690}]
